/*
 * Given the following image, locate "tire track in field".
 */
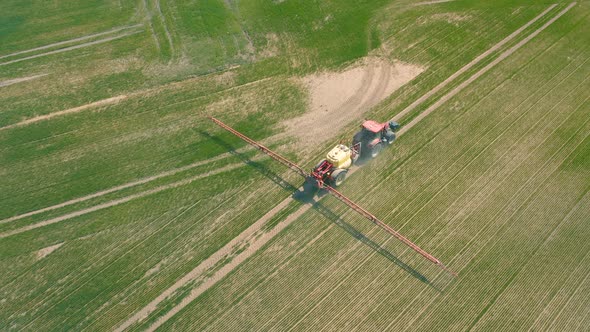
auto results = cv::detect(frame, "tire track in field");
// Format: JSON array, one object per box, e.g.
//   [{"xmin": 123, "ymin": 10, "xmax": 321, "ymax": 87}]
[
  {"xmin": 0, "ymin": 162, "xmax": 249, "ymax": 239},
  {"xmin": 0, "ymin": 30, "xmax": 143, "ymax": 67},
  {"xmin": 141, "ymin": 0, "xmax": 161, "ymax": 52},
  {"xmin": 141, "ymin": 0, "xmax": 175, "ymax": 58},
  {"xmin": 0, "ymin": 74, "xmax": 47, "ymax": 88},
  {"xmin": 22, "ymin": 184, "xmax": 254, "ymax": 331},
  {"xmin": 113, "ymin": 196, "xmax": 308, "ymax": 332},
  {"xmin": 391, "ymin": 3, "xmax": 558, "ymax": 123},
  {"xmin": 0, "ymin": 96, "xmax": 128, "ymax": 132},
  {"xmin": 0, "ymin": 75, "xmax": 271, "ymax": 131},
  {"xmin": 154, "ymin": 0, "xmax": 175, "ymax": 57},
  {"xmin": 0, "ymin": 25, "xmax": 142, "ymax": 60},
  {"xmin": 0, "ymin": 150, "xmax": 251, "ymax": 224},
  {"xmin": 413, "ymin": 0, "xmax": 456, "ymax": 6},
  {"xmin": 87, "ymin": 188, "xmax": 294, "ymax": 331},
  {"xmin": 398, "ymin": 2, "xmax": 577, "ymax": 136},
  {"xmin": 114, "ymin": 4, "xmax": 567, "ymax": 329}
]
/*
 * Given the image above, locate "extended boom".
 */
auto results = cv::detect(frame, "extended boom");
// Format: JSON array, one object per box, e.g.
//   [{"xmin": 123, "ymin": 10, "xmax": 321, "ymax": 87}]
[{"xmin": 208, "ymin": 116, "xmax": 456, "ymax": 277}]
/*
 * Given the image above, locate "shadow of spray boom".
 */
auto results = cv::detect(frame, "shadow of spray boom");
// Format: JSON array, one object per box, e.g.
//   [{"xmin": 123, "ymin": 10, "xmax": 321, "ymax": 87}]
[{"xmin": 201, "ymin": 129, "xmax": 440, "ymax": 290}]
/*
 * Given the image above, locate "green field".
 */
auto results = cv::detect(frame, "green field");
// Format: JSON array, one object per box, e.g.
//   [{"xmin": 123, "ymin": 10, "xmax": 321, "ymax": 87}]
[{"xmin": 1, "ymin": 0, "xmax": 589, "ymax": 331}]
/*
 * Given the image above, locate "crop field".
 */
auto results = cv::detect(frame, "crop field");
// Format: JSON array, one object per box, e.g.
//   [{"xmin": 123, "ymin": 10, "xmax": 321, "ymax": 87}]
[{"xmin": 1, "ymin": 0, "xmax": 589, "ymax": 331}]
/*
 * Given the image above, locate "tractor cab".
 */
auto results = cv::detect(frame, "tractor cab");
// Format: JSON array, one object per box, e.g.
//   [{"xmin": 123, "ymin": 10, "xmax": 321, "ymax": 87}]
[
  {"xmin": 362, "ymin": 120, "xmax": 388, "ymax": 133},
  {"xmin": 353, "ymin": 119, "xmax": 401, "ymax": 159}
]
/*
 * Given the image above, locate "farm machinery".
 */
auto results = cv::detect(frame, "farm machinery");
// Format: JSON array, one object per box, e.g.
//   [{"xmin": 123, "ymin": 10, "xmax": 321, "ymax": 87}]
[
  {"xmin": 305, "ymin": 119, "xmax": 400, "ymax": 190},
  {"xmin": 208, "ymin": 116, "xmax": 456, "ymax": 277}
]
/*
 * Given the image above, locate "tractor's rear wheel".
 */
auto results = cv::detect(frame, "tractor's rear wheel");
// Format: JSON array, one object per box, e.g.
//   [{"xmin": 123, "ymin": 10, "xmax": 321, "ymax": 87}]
[
  {"xmin": 330, "ymin": 169, "xmax": 347, "ymax": 187},
  {"xmin": 369, "ymin": 143, "xmax": 383, "ymax": 158}
]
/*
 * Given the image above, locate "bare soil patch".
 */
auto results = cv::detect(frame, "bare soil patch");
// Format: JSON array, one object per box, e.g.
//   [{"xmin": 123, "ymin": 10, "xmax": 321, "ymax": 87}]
[
  {"xmin": 285, "ymin": 57, "xmax": 423, "ymax": 146},
  {"xmin": 36, "ymin": 243, "xmax": 64, "ymax": 260},
  {"xmin": 413, "ymin": 0, "xmax": 456, "ymax": 6}
]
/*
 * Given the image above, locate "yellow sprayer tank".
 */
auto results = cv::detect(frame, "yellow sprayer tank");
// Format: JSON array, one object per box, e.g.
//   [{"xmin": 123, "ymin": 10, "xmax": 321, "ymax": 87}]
[{"xmin": 326, "ymin": 144, "xmax": 352, "ymax": 169}]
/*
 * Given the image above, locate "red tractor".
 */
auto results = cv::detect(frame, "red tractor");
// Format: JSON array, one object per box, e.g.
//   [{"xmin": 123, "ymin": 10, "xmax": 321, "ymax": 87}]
[{"xmin": 352, "ymin": 119, "xmax": 400, "ymax": 159}]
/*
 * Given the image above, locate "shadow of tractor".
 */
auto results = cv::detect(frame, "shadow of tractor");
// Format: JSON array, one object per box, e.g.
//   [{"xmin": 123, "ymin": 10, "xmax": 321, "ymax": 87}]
[{"xmin": 201, "ymin": 129, "xmax": 442, "ymax": 290}]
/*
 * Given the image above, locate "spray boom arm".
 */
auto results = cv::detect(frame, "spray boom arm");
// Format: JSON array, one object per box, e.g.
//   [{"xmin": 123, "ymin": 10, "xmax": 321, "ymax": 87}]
[{"xmin": 208, "ymin": 116, "xmax": 457, "ymax": 277}]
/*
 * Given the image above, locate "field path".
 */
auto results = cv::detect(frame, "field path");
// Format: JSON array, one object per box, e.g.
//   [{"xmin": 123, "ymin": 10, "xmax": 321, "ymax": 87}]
[
  {"xmin": 413, "ymin": 0, "xmax": 456, "ymax": 6},
  {"xmin": 0, "ymin": 30, "xmax": 143, "ymax": 67},
  {"xmin": 0, "ymin": 74, "xmax": 47, "ymax": 88},
  {"xmin": 0, "ymin": 149, "xmax": 251, "ymax": 224},
  {"xmin": 0, "ymin": 162, "xmax": 249, "ymax": 239},
  {"xmin": 391, "ymin": 3, "xmax": 557, "ymax": 122},
  {"xmin": 398, "ymin": 2, "xmax": 578, "ymax": 135},
  {"xmin": 0, "ymin": 25, "xmax": 142, "ymax": 60},
  {"xmin": 155, "ymin": 0, "xmax": 175, "ymax": 55},
  {"xmin": 0, "ymin": 96, "xmax": 128, "ymax": 132}
]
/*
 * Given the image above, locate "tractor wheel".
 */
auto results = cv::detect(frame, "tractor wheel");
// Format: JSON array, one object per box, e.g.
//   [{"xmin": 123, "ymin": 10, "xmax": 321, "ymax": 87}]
[
  {"xmin": 385, "ymin": 130, "xmax": 396, "ymax": 145},
  {"xmin": 352, "ymin": 132, "xmax": 363, "ymax": 145},
  {"xmin": 369, "ymin": 143, "xmax": 383, "ymax": 158},
  {"xmin": 303, "ymin": 177, "xmax": 319, "ymax": 194},
  {"xmin": 351, "ymin": 150, "xmax": 360, "ymax": 164},
  {"xmin": 330, "ymin": 169, "xmax": 348, "ymax": 187}
]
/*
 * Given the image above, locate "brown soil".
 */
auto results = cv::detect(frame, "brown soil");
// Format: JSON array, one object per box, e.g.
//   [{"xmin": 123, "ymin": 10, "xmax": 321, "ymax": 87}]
[
  {"xmin": 285, "ymin": 57, "xmax": 423, "ymax": 146},
  {"xmin": 36, "ymin": 243, "xmax": 63, "ymax": 260},
  {"xmin": 413, "ymin": 0, "xmax": 456, "ymax": 7}
]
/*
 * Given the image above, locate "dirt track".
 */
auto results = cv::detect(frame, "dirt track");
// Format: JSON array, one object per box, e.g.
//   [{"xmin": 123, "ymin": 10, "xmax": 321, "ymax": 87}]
[
  {"xmin": 0, "ymin": 25, "xmax": 142, "ymax": 60},
  {"xmin": 286, "ymin": 58, "xmax": 423, "ymax": 145},
  {"xmin": 0, "ymin": 150, "xmax": 246, "ymax": 224},
  {"xmin": 0, "ymin": 30, "xmax": 142, "ymax": 67},
  {"xmin": 119, "ymin": 3, "xmax": 575, "ymax": 330},
  {"xmin": 0, "ymin": 96, "xmax": 128, "ymax": 132},
  {"xmin": 413, "ymin": 0, "xmax": 456, "ymax": 6},
  {"xmin": 391, "ymin": 3, "xmax": 557, "ymax": 122},
  {"xmin": 398, "ymin": 2, "xmax": 577, "ymax": 135},
  {"xmin": 0, "ymin": 162, "xmax": 252, "ymax": 239},
  {"xmin": 0, "ymin": 74, "xmax": 47, "ymax": 88}
]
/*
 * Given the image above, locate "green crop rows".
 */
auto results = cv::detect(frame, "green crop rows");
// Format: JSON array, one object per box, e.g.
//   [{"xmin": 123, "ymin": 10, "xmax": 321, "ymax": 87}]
[{"xmin": 1, "ymin": 0, "xmax": 588, "ymax": 331}]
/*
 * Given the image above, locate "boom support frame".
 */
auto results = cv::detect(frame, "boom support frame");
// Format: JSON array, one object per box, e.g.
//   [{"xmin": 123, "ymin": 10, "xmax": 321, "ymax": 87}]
[{"xmin": 208, "ymin": 116, "xmax": 456, "ymax": 277}]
